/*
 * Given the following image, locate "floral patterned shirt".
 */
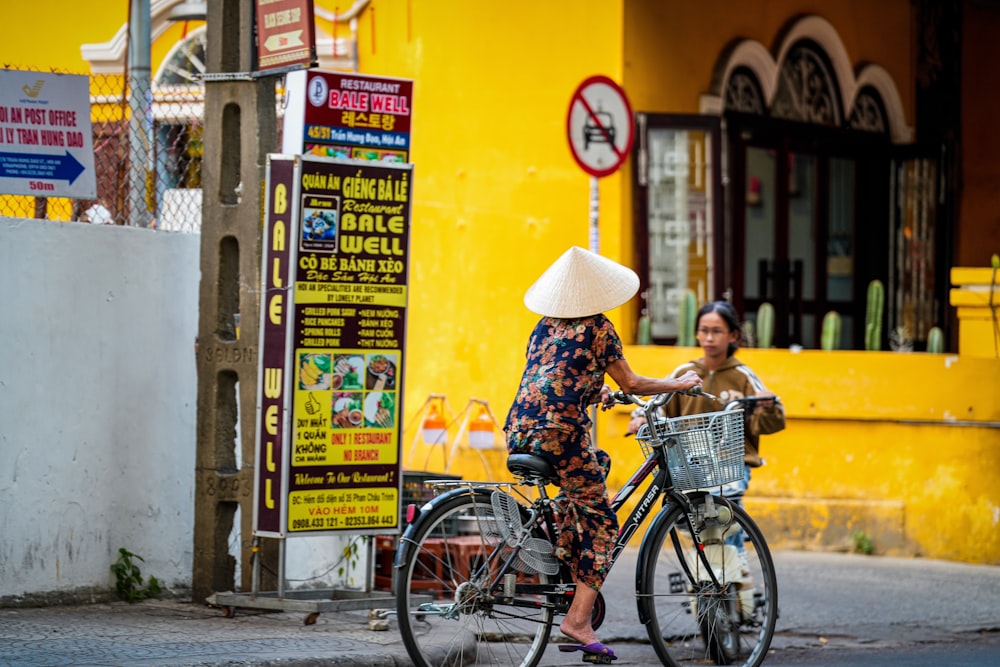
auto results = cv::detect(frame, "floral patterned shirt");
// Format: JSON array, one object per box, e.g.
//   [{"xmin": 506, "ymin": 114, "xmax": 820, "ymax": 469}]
[{"xmin": 504, "ymin": 315, "xmax": 624, "ymax": 435}]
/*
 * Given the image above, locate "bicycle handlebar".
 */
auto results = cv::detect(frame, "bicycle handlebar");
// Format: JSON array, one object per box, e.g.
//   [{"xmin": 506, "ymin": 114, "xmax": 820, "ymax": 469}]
[
  {"xmin": 720, "ymin": 394, "xmax": 781, "ymax": 410},
  {"xmin": 612, "ymin": 387, "xmax": 780, "ymax": 413},
  {"xmin": 611, "ymin": 386, "xmax": 712, "ymax": 410}
]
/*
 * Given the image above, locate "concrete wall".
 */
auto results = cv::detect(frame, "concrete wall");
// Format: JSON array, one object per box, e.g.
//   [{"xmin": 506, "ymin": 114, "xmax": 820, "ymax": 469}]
[
  {"xmin": 0, "ymin": 219, "xmax": 200, "ymax": 604},
  {"xmin": 0, "ymin": 220, "xmax": 367, "ymax": 605}
]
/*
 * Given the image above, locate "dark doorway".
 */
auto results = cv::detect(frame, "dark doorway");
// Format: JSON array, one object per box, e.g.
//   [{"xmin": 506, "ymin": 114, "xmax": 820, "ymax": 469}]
[{"xmin": 726, "ymin": 113, "xmax": 896, "ymax": 349}]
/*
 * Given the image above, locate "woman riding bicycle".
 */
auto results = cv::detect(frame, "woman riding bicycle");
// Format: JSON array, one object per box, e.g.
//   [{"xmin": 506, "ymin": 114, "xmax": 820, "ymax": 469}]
[
  {"xmin": 628, "ymin": 300, "xmax": 785, "ymax": 503},
  {"xmin": 504, "ymin": 246, "xmax": 700, "ymax": 658}
]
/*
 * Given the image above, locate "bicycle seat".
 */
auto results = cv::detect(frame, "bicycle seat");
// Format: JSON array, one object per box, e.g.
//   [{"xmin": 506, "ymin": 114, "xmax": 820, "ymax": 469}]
[{"xmin": 507, "ymin": 454, "xmax": 557, "ymax": 483}]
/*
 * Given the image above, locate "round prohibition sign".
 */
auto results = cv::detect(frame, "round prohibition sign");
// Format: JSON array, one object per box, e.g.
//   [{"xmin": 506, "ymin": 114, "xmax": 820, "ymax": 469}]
[{"xmin": 566, "ymin": 75, "xmax": 635, "ymax": 177}]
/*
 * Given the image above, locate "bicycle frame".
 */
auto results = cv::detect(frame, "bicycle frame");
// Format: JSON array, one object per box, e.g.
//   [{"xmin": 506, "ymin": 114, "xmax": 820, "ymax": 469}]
[
  {"xmin": 394, "ymin": 390, "xmax": 778, "ymax": 667},
  {"xmin": 607, "ymin": 446, "xmax": 669, "ymax": 565},
  {"xmin": 396, "ymin": 389, "xmax": 740, "ymax": 604},
  {"xmin": 606, "ymin": 439, "xmax": 731, "ymax": 590},
  {"xmin": 409, "ymin": 461, "xmax": 717, "ymax": 623}
]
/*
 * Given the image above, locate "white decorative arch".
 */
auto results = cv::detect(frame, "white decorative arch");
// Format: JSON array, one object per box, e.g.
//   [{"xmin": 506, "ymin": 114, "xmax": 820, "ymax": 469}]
[
  {"xmin": 81, "ymin": 0, "xmax": 182, "ymax": 74},
  {"xmin": 82, "ymin": 0, "xmax": 373, "ymax": 74},
  {"xmin": 699, "ymin": 14, "xmax": 912, "ymax": 142},
  {"xmin": 310, "ymin": 0, "xmax": 372, "ymax": 70},
  {"xmin": 154, "ymin": 26, "xmax": 206, "ymax": 85},
  {"xmin": 700, "ymin": 40, "xmax": 778, "ymax": 116},
  {"xmin": 852, "ymin": 63, "xmax": 911, "ymax": 142},
  {"xmin": 772, "ymin": 15, "xmax": 855, "ymax": 114}
]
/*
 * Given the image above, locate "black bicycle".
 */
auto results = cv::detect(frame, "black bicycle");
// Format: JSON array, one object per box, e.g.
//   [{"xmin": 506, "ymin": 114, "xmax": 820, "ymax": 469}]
[{"xmin": 393, "ymin": 388, "xmax": 778, "ymax": 667}]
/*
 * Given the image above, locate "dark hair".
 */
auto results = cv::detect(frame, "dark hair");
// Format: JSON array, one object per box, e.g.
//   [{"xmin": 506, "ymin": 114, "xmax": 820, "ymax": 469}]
[{"xmin": 696, "ymin": 300, "xmax": 741, "ymax": 358}]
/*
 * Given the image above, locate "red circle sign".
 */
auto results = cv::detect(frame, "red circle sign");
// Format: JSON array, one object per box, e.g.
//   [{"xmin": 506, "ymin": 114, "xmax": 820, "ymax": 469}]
[{"xmin": 566, "ymin": 75, "xmax": 635, "ymax": 177}]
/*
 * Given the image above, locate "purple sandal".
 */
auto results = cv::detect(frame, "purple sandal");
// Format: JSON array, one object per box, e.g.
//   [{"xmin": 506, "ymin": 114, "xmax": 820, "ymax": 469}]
[{"xmin": 558, "ymin": 641, "xmax": 617, "ymax": 659}]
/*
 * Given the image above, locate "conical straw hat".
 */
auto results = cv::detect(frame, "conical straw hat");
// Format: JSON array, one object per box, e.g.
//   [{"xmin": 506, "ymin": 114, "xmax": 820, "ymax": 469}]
[{"xmin": 524, "ymin": 246, "xmax": 640, "ymax": 318}]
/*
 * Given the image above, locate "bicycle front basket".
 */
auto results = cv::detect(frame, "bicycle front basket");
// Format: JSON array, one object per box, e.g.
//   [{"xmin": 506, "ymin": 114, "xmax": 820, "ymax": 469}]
[{"xmin": 662, "ymin": 410, "xmax": 745, "ymax": 491}]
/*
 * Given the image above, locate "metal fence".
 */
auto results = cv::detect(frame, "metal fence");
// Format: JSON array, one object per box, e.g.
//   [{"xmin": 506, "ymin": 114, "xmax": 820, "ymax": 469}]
[{"xmin": 1, "ymin": 66, "xmax": 205, "ymax": 233}]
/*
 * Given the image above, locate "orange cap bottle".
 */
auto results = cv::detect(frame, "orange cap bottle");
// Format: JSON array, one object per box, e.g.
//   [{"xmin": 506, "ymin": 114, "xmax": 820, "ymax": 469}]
[
  {"xmin": 468, "ymin": 406, "xmax": 495, "ymax": 449},
  {"xmin": 421, "ymin": 406, "xmax": 447, "ymax": 444}
]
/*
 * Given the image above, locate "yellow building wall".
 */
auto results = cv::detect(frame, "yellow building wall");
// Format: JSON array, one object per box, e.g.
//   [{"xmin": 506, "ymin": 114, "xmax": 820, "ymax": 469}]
[
  {"xmin": 0, "ymin": 5, "xmax": 122, "ymax": 71},
  {"xmin": 348, "ymin": 0, "xmax": 632, "ymax": 453},
  {"xmin": 599, "ymin": 347, "xmax": 1000, "ymax": 564},
  {"xmin": 356, "ymin": 0, "xmax": 918, "ymax": 458},
  {"xmin": 412, "ymin": 343, "xmax": 1000, "ymax": 564},
  {"xmin": 622, "ymin": 0, "xmax": 914, "ymax": 115},
  {"xmin": 5, "ymin": 2, "xmax": 995, "ymax": 564}
]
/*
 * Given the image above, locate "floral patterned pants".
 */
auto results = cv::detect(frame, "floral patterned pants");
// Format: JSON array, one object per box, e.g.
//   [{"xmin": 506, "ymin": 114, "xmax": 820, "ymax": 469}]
[{"xmin": 507, "ymin": 427, "xmax": 618, "ymax": 590}]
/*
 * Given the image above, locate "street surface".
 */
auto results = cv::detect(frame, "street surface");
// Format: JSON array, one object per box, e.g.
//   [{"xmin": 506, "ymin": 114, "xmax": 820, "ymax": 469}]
[
  {"xmin": 1, "ymin": 547, "xmax": 997, "ymax": 666},
  {"xmin": 540, "ymin": 636, "xmax": 1000, "ymax": 666},
  {"xmin": 541, "ymin": 548, "xmax": 1000, "ymax": 666}
]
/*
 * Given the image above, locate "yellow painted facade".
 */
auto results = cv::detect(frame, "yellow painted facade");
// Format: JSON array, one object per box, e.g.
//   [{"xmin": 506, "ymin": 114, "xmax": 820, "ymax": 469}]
[
  {"xmin": 409, "ymin": 343, "xmax": 1000, "ymax": 564},
  {"xmin": 951, "ymin": 267, "xmax": 1000, "ymax": 359},
  {"xmin": 2, "ymin": 1, "xmax": 997, "ymax": 563}
]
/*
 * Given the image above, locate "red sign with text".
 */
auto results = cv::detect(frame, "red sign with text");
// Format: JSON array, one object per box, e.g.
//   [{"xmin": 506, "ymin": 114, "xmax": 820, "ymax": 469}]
[{"xmin": 254, "ymin": 0, "xmax": 317, "ymax": 75}]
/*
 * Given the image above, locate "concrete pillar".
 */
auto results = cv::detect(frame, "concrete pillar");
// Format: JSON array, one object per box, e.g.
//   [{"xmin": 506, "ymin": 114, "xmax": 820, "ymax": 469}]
[{"xmin": 192, "ymin": 0, "xmax": 279, "ymax": 602}]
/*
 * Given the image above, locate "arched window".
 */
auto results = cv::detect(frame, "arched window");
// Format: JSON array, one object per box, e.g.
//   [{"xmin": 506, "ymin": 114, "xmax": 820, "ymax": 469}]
[
  {"xmin": 848, "ymin": 86, "xmax": 889, "ymax": 135},
  {"xmin": 724, "ymin": 66, "xmax": 766, "ymax": 115},
  {"xmin": 708, "ymin": 18, "xmax": 900, "ymax": 140},
  {"xmin": 770, "ymin": 40, "xmax": 842, "ymax": 126},
  {"xmin": 157, "ymin": 28, "xmax": 207, "ymax": 85}
]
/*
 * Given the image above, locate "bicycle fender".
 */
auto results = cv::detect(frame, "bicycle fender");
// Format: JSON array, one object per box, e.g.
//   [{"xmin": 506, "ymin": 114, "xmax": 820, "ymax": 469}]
[{"xmin": 393, "ymin": 485, "xmax": 493, "ymax": 570}]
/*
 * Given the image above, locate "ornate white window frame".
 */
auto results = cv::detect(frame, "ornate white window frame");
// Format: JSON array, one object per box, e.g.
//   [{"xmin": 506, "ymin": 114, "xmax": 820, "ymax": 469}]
[{"xmin": 699, "ymin": 14, "xmax": 912, "ymax": 143}]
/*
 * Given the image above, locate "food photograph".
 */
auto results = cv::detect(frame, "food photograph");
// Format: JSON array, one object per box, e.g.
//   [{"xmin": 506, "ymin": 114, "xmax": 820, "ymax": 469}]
[
  {"xmin": 332, "ymin": 393, "xmax": 364, "ymax": 429},
  {"xmin": 364, "ymin": 391, "xmax": 395, "ymax": 428},
  {"xmin": 298, "ymin": 353, "xmax": 332, "ymax": 390},
  {"xmin": 365, "ymin": 353, "xmax": 396, "ymax": 390},
  {"xmin": 332, "ymin": 354, "xmax": 365, "ymax": 391}
]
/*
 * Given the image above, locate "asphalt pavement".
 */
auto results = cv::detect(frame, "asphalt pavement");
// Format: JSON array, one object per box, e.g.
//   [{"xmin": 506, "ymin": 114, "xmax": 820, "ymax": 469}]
[{"xmin": 2, "ymin": 548, "xmax": 998, "ymax": 666}]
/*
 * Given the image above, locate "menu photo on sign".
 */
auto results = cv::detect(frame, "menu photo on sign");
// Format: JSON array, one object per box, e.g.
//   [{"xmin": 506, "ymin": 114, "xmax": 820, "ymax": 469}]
[{"xmin": 282, "ymin": 155, "xmax": 412, "ymax": 536}]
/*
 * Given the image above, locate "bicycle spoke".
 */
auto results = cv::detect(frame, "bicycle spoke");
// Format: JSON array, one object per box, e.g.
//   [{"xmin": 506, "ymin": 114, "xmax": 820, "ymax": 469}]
[
  {"xmin": 639, "ymin": 498, "xmax": 777, "ymax": 667},
  {"xmin": 396, "ymin": 490, "xmax": 554, "ymax": 667}
]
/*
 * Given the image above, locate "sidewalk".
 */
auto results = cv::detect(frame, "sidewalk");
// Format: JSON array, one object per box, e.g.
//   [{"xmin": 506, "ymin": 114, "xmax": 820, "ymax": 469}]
[
  {"xmin": 3, "ymin": 549, "xmax": 999, "ymax": 666},
  {"xmin": 0, "ymin": 595, "xmax": 409, "ymax": 667}
]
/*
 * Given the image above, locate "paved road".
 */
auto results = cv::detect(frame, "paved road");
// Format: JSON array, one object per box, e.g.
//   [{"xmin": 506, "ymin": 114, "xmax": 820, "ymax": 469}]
[
  {"xmin": 1, "ymin": 548, "xmax": 998, "ymax": 666},
  {"xmin": 562, "ymin": 635, "xmax": 1000, "ymax": 667},
  {"xmin": 597, "ymin": 549, "xmax": 1000, "ymax": 647}
]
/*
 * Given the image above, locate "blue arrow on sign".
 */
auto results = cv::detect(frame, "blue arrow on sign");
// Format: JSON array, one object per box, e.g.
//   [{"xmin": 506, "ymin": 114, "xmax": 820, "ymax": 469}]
[{"xmin": 0, "ymin": 150, "xmax": 87, "ymax": 184}]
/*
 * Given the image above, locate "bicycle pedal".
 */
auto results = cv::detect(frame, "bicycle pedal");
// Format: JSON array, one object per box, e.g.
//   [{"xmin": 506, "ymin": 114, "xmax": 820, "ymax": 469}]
[{"xmin": 582, "ymin": 654, "xmax": 616, "ymax": 664}]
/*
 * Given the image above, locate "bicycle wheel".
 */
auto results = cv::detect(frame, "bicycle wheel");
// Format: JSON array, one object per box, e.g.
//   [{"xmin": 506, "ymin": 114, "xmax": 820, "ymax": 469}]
[
  {"xmin": 638, "ymin": 494, "xmax": 777, "ymax": 667},
  {"xmin": 395, "ymin": 488, "xmax": 555, "ymax": 667}
]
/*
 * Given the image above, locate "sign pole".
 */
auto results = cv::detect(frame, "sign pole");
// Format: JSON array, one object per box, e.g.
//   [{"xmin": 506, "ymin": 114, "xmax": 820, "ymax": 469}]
[
  {"xmin": 589, "ymin": 175, "xmax": 600, "ymax": 255},
  {"xmin": 566, "ymin": 74, "xmax": 634, "ymax": 442},
  {"xmin": 588, "ymin": 174, "xmax": 600, "ymax": 439}
]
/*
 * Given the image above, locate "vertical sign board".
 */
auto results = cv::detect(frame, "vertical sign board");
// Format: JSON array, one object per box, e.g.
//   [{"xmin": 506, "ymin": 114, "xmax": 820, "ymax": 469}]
[
  {"xmin": 283, "ymin": 69, "xmax": 413, "ymax": 163},
  {"xmin": 0, "ymin": 70, "xmax": 97, "ymax": 199},
  {"xmin": 255, "ymin": 154, "xmax": 413, "ymax": 537},
  {"xmin": 255, "ymin": 155, "xmax": 299, "ymax": 535}
]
